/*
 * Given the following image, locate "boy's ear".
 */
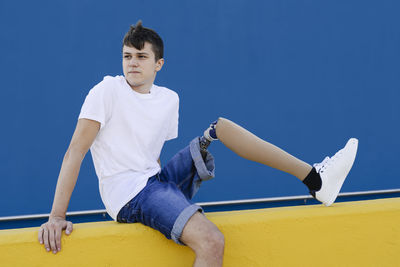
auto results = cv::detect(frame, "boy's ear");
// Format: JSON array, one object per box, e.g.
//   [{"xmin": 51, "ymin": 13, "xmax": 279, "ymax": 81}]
[{"xmin": 155, "ymin": 58, "xmax": 164, "ymax": 72}]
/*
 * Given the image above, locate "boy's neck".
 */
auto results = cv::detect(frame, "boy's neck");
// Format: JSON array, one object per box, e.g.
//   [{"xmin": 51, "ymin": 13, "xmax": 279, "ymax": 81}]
[{"xmin": 127, "ymin": 81, "xmax": 152, "ymax": 94}]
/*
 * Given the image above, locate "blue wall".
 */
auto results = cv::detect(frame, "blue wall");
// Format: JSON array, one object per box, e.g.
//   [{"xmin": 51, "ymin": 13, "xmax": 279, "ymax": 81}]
[{"xmin": 0, "ymin": 0, "xmax": 399, "ymax": 217}]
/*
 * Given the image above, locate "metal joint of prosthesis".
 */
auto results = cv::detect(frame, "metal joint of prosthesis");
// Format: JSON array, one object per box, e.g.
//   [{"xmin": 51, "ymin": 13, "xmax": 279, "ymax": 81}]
[{"xmin": 199, "ymin": 120, "xmax": 219, "ymax": 152}]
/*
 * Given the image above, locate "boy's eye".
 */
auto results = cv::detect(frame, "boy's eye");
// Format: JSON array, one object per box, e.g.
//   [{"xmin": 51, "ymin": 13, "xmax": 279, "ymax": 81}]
[{"xmin": 124, "ymin": 55, "xmax": 131, "ymax": 59}]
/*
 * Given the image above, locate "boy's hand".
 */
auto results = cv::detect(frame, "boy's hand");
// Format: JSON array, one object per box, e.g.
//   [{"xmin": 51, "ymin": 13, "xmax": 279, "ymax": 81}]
[{"xmin": 38, "ymin": 216, "xmax": 73, "ymax": 254}]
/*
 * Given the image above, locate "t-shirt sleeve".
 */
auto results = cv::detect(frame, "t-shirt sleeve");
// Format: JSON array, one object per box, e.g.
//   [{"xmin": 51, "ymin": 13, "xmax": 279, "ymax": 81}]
[
  {"xmin": 78, "ymin": 80, "xmax": 113, "ymax": 129},
  {"xmin": 165, "ymin": 94, "xmax": 179, "ymax": 141}
]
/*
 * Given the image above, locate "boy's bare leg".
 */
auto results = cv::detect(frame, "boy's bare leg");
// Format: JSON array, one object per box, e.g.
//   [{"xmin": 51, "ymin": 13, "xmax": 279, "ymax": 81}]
[
  {"xmin": 214, "ymin": 117, "xmax": 312, "ymax": 181},
  {"xmin": 180, "ymin": 212, "xmax": 224, "ymax": 267}
]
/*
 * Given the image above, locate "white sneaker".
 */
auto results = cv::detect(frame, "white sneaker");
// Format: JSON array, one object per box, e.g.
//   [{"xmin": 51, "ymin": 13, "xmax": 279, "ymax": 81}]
[{"xmin": 313, "ymin": 138, "xmax": 359, "ymax": 206}]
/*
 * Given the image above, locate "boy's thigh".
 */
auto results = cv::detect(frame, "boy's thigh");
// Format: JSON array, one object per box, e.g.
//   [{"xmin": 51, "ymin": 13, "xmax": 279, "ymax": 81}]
[
  {"xmin": 122, "ymin": 177, "xmax": 203, "ymax": 245},
  {"xmin": 158, "ymin": 137, "xmax": 214, "ymax": 200},
  {"xmin": 159, "ymin": 143, "xmax": 194, "ymax": 186}
]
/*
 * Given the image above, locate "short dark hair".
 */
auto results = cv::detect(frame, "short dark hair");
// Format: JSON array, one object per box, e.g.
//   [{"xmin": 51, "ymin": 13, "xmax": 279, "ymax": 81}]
[{"xmin": 122, "ymin": 20, "xmax": 164, "ymax": 61}]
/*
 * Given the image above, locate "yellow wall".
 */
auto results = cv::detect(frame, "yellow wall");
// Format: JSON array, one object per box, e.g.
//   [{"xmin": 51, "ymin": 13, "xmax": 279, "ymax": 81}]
[{"xmin": 1, "ymin": 198, "xmax": 399, "ymax": 266}]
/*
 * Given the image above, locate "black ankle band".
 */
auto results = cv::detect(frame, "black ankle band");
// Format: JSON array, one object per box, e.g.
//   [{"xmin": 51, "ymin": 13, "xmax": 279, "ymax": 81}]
[{"xmin": 303, "ymin": 167, "xmax": 322, "ymax": 192}]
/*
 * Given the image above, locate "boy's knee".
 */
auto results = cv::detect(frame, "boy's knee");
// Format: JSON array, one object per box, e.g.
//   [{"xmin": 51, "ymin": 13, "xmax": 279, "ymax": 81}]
[
  {"xmin": 181, "ymin": 213, "xmax": 224, "ymax": 254},
  {"xmin": 197, "ymin": 228, "xmax": 225, "ymax": 256},
  {"xmin": 209, "ymin": 229, "xmax": 225, "ymax": 251}
]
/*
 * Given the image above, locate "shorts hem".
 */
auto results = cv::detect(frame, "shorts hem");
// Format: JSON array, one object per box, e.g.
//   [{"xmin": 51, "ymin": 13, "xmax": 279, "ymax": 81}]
[
  {"xmin": 171, "ymin": 204, "xmax": 203, "ymax": 245},
  {"xmin": 189, "ymin": 137, "xmax": 215, "ymax": 181}
]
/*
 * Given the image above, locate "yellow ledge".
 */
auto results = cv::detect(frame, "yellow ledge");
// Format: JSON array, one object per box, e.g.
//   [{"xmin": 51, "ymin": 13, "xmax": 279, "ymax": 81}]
[{"xmin": 1, "ymin": 198, "xmax": 400, "ymax": 267}]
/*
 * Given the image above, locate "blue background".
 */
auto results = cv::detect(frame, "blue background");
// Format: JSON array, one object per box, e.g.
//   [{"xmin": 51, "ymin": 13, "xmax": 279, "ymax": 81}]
[{"xmin": 0, "ymin": 0, "xmax": 399, "ymax": 217}]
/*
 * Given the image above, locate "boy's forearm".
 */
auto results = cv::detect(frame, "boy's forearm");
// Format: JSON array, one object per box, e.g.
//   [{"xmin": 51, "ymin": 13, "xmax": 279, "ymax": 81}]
[{"xmin": 50, "ymin": 148, "xmax": 85, "ymax": 219}]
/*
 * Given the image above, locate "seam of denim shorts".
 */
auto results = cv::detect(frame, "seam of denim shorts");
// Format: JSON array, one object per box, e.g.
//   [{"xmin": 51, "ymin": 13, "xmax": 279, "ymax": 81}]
[
  {"xmin": 171, "ymin": 204, "xmax": 203, "ymax": 245},
  {"xmin": 189, "ymin": 137, "xmax": 215, "ymax": 181}
]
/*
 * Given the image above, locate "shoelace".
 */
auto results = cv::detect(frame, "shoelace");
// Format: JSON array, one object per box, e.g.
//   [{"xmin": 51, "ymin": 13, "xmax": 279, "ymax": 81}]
[
  {"xmin": 313, "ymin": 150, "xmax": 344, "ymax": 174},
  {"xmin": 313, "ymin": 157, "xmax": 330, "ymax": 173}
]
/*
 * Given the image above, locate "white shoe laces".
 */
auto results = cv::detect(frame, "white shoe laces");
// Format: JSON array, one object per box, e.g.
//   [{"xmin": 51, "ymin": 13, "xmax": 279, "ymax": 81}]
[{"xmin": 314, "ymin": 150, "xmax": 344, "ymax": 174}]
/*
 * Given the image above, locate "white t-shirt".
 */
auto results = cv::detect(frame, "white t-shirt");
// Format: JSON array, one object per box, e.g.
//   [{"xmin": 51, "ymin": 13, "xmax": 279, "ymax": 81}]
[{"xmin": 78, "ymin": 75, "xmax": 179, "ymax": 220}]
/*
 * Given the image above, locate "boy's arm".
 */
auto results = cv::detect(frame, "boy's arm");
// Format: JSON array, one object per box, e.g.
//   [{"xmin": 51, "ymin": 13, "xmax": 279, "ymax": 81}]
[{"xmin": 38, "ymin": 118, "xmax": 100, "ymax": 254}]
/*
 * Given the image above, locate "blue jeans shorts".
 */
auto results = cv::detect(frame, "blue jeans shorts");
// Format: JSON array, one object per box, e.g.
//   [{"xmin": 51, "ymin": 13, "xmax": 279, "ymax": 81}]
[{"xmin": 116, "ymin": 137, "xmax": 215, "ymax": 245}]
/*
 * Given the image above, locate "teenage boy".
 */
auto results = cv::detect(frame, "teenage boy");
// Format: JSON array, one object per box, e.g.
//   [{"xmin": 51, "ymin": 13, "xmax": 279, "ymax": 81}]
[{"xmin": 38, "ymin": 21, "xmax": 358, "ymax": 267}]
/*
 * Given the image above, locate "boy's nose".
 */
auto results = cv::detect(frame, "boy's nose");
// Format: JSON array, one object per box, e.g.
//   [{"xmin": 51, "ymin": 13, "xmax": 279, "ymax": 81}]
[{"xmin": 129, "ymin": 59, "xmax": 139, "ymax": 66}]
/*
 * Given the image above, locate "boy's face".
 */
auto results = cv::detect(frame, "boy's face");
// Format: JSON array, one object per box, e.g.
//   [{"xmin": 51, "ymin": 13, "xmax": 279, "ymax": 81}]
[{"xmin": 122, "ymin": 43, "xmax": 164, "ymax": 92}]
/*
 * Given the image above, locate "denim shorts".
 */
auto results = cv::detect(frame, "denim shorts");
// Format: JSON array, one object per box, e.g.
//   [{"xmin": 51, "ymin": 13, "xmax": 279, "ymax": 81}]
[{"xmin": 116, "ymin": 137, "xmax": 215, "ymax": 245}]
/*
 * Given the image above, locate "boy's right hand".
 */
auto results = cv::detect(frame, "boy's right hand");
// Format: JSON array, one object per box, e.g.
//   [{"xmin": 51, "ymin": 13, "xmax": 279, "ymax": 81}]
[{"xmin": 38, "ymin": 216, "xmax": 73, "ymax": 254}]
